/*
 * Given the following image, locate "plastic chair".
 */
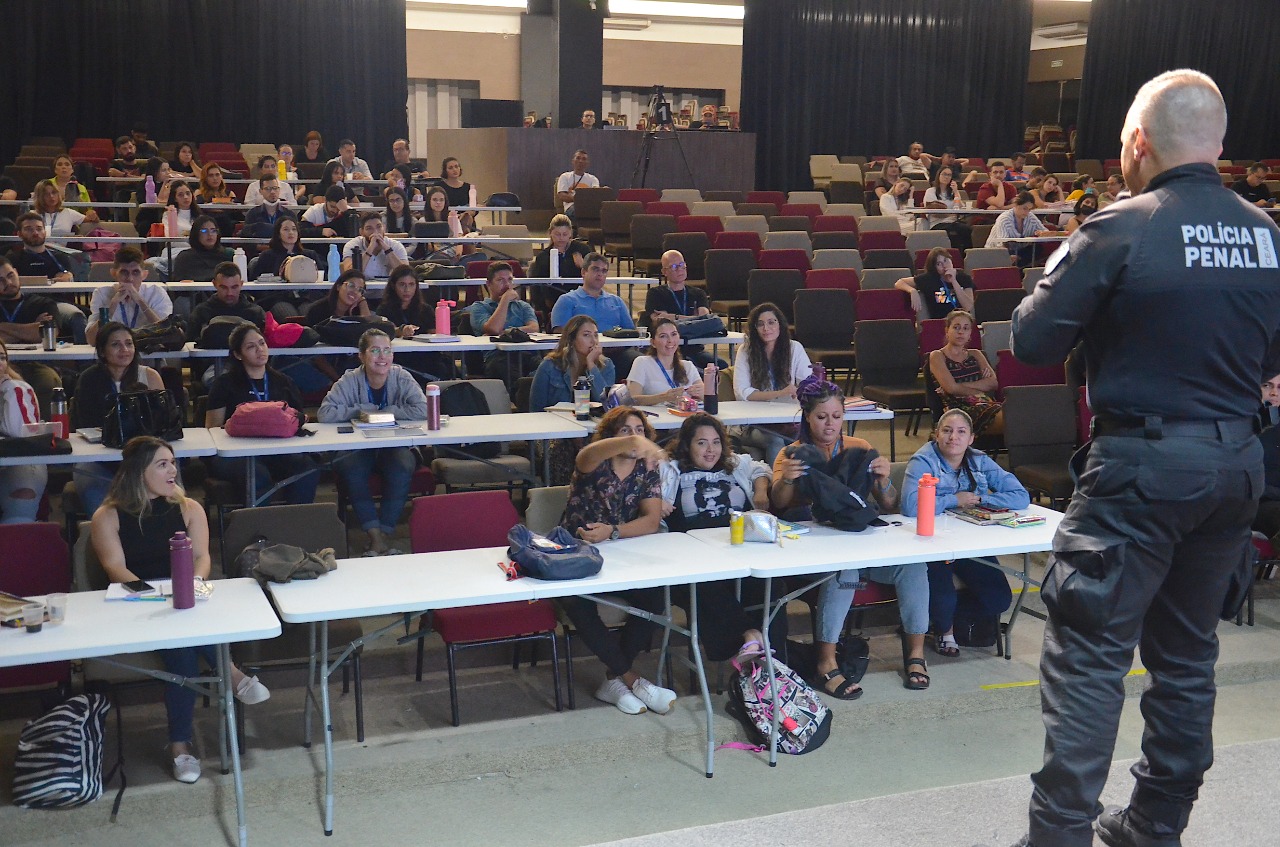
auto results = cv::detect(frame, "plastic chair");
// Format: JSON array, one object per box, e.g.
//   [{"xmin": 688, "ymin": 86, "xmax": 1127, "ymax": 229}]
[
  {"xmin": 660, "ymin": 188, "xmax": 703, "ymax": 206},
  {"xmin": 856, "ymin": 288, "xmax": 915, "ymax": 321},
  {"xmin": 1022, "ymin": 267, "xmax": 1046, "ymax": 293},
  {"xmin": 630, "ymin": 214, "xmax": 679, "ymax": 277},
  {"xmin": 996, "ymin": 349, "xmax": 1065, "ymax": 396},
  {"xmin": 854, "ymin": 319, "xmax": 928, "ymax": 459},
  {"xmin": 748, "ymin": 269, "xmax": 804, "ymax": 323},
  {"xmin": 811, "ymin": 249, "xmax": 864, "ymax": 272},
  {"xmin": 778, "ymin": 203, "xmax": 823, "ymax": 224},
  {"xmin": 858, "ymin": 230, "xmax": 907, "ymax": 254},
  {"xmin": 856, "ymin": 216, "xmax": 901, "ymax": 234},
  {"xmin": 223, "ymin": 504, "xmax": 365, "ymax": 748},
  {"xmin": 429, "ymin": 379, "xmax": 533, "ymax": 492},
  {"xmin": 810, "ymin": 231, "xmax": 859, "ymax": 252},
  {"xmin": 746, "ymin": 191, "xmax": 786, "ymax": 207},
  {"xmin": 617, "ymin": 188, "xmax": 659, "ymax": 205},
  {"xmin": 601, "ymin": 201, "xmax": 645, "ymax": 271},
  {"xmin": 713, "ymin": 230, "xmax": 762, "ymax": 258},
  {"xmin": 408, "ymin": 491, "xmax": 563, "ymax": 726},
  {"xmin": 862, "ymin": 249, "xmax": 913, "ymax": 270},
  {"xmin": 805, "ymin": 268, "xmax": 860, "ymax": 299},
  {"xmin": 705, "ymin": 248, "xmax": 756, "ymax": 325},
  {"xmin": 813, "ymin": 215, "xmax": 859, "ymax": 235},
  {"xmin": 723, "ymin": 214, "xmax": 770, "ymax": 239},
  {"xmin": 788, "ymin": 190, "xmax": 828, "ymax": 210},
  {"xmin": 645, "ymin": 201, "xmax": 689, "ymax": 218},
  {"xmin": 794, "ymin": 289, "xmax": 857, "ymax": 389},
  {"xmin": 661, "ymin": 232, "xmax": 711, "ymax": 281},
  {"xmin": 734, "ymin": 202, "xmax": 778, "ymax": 219},
  {"xmin": 758, "ymin": 242, "xmax": 811, "ymax": 267},
  {"xmin": 971, "ymin": 267, "xmax": 1024, "ymax": 291},
  {"xmin": 767, "ymin": 215, "xmax": 812, "ymax": 233},
  {"xmin": 905, "ymin": 230, "xmax": 951, "ymax": 254},
  {"xmin": 525, "ymin": 486, "xmax": 570, "ymax": 535},
  {"xmin": 691, "ymin": 201, "xmax": 736, "ymax": 218},
  {"xmin": 677, "ymin": 215, "xmax": 724, "ymax": 240},
  {"xmin": 980, "ymin": 320, "xmax": 1012, "ymax": 365},
  {"xmin": 973, "ymin": 288, "xmax": 1027, "ymax": 324},
  {"xmin": 965, "ymin": 247, "xmax": 1015, "ymax": 271},
  {"xmin": 0, "ymin": 524, "xmax": 71, "ymax": 696},
  {"xmin": 858, "ymin": 268, "xmax": 910, "ymax": 292},
  {"xmin": 1003, "ymin": 385, "xmax": 1077, "ymax": 508}
]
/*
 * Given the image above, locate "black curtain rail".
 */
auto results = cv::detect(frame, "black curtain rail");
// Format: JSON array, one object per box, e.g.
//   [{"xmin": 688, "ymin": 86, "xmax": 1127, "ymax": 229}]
[
  {"xmin": 0, "ymin": 0, "xmax": 408, "ymax": 173},
  {"xmin": 741, "ymin": 0, "xmax": 1032, "ymax": 193},
  {"xmin": 1077, "ymin": 0, "xmax": 1280, "ymax": 160}
]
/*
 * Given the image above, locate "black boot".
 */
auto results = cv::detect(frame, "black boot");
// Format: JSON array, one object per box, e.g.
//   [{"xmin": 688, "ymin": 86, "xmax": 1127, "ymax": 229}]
[{"xmin": 1094, "ymin": 806, "xmax": 1183, "ymax": 847}]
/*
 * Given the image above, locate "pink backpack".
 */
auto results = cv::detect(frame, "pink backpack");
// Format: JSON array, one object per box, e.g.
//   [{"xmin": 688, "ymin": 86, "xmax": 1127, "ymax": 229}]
[
  {"xmin": 224, "ymin": 402, "xmax": 301, "ymax": 438},
  {"xmin": 80, "ymin": 228, "xmax": 123, "ymax": 263}
]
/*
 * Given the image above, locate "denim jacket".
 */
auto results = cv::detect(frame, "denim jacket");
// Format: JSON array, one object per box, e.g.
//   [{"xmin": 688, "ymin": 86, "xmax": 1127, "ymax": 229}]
[{"xmin": 901, "ymin": 442, "xmax": 1030, "ymax": 516}]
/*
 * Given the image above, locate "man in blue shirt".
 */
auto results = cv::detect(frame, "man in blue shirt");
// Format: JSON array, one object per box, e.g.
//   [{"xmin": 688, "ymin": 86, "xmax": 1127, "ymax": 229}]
[
  {"xmin": 549, "ymin": 252, "xmax": 639, "ymax": 378},
  {"xmin": 468, "ymin": 261, "xmax": 540, "ymax": 385}
]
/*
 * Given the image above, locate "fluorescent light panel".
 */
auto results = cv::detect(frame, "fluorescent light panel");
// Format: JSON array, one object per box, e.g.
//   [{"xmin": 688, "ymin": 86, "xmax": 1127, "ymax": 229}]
[{"xmin": 610, "ymin": 1, "xmax": 744, "ymax": 21}]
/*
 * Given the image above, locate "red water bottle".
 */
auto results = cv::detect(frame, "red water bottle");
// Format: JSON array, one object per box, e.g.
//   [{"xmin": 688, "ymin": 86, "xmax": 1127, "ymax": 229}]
[
  {"xmin": 170, "ymin": 531, "xmax": 195, "ymax": 609},
  {"xmin": 916, "ymin": 474, "xmax": 937, "ymax": 537},
  {"xmin": 49, "ymin": 387, "xmax": 69, "ymax": 439},
  {"xmin": 425, "ymin": 383, "xmax": 441, "ymax": 430}
]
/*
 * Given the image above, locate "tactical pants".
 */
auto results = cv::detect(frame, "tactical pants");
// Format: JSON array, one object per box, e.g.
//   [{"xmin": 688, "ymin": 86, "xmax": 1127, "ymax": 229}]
[{"xmin": 1028, "ymin": 431, "xmax": 1260, "ymax": 846}]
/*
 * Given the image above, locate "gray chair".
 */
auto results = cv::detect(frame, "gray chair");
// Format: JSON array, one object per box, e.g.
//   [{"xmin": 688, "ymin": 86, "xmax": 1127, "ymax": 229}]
[
  {"xmin": 723, "ymin": 214, "xmax": 769, "ymax": 238},
  {"xmin": 794, "ymin": 289, "xmax": 857, "ymax": 389},
  {"xmin": 691, "ymin": 201, "xmax": 737, "ymax": 219},
  {"xmin": 1022, "ymin": 267, "xmax": 1046, "ymax": 293},
  {"xmin": 824, "ymin": 203, "xmax": 866, "ymax": 217},
  {"xmin": 430, "ymin": 379, "xmax": 534, "ymax": 492},
  {"xmin": 661, "ymin": 188, "xmax": 703, "ymax": 205},
  {"xmin": 856, "ymin": 216, "xmax": 901, "ymax": 233},
  {"xmin": 748, "ymin": 269, "xmax": 804, "ymax": 324},
  {"xmin": 811, "ymin": 249, "xmax": 864, "ymax": 272},
  {"xmin": 223, "ymin": 504, "xmax": 366, "ymax": 747},
  {"xmin": 858, "ymin": 268, "xmax": 910, "ymax": 291},
  {"xmin": 905, "ymin": 231, "xmax": 951, "ymax": 254},
  {"xmin": 705, "ymin": 248, "xmax": 756, "ymax": 326},
  {"xmin": 763, "ymin": 230, "xmax": 813, "ymax": 255},
  {"xmin": 787, "ymin": 190, "xmax": 828, "ymax": 211},
  {"xmin": 853, "ymin": 319, "xmax": 927, "ymax": 460},
  {"xmin": 631, "ymin": 213, "xmax": 680, "ymax": 277},
  {"xmin": 964, "ymin": 247, "xmax": 1014, "ymax": 271},
  {"xmin": 980, "ymin": 320, "xmax": 1012, "ymax": 365},
  {"xmin": 1003, "ymin": 385, "xmax": 1077, "ymax": 509},
  {"xmin": 525, "ymin": 485, "xmax": 570, "ymax": 535}
]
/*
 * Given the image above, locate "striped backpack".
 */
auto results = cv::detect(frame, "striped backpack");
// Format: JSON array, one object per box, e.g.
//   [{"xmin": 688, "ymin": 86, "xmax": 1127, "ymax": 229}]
[
  {"xmin": 725, "ymin": 656, "xmax": 832, "ymax": 755},
  {"xmin": 12, "ymin": 694, "xmax": 112, "ymax": 809}
]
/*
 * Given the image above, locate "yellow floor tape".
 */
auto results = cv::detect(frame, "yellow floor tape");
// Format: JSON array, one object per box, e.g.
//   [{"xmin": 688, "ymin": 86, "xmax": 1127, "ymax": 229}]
[{"xmin": 981, "ymin": 668, "xmax": 1146, "ymax": 691}]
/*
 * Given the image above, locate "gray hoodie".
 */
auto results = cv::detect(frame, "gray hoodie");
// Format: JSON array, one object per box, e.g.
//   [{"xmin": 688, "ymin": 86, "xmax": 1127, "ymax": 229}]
[{"xmin": 317, "ymin": 365, "xmax": 428, "ymax": 423}]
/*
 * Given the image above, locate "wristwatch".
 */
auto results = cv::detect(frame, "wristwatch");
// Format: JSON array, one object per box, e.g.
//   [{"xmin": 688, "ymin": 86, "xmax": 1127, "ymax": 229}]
[{"xmin": 609, "ymin": 525, "xmax": 620, "ymax": 540}]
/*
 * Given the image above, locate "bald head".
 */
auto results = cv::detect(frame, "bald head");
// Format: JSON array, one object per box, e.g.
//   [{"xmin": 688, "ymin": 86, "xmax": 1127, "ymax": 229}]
[
  {"xmin": 661, "ymin": 250, "xmax": 687, "ymax": 288},
  {"xmin": 1124, "ymin": 69, "xmax": 1226, "ymax": 166}
]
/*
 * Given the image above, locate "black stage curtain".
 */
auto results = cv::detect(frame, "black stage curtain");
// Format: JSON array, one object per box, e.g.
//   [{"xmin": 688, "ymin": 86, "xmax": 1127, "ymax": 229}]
[
  {"xmin": 1077, "ymin": 0, "xmax": 1280, "ymax": 160},
  {"xmin": 0, "ymin": 0, "xmax": 407, "ymax": 168},
  {"xmin": 741, "ymin": 0, "xmax": 1033, "ymax": 193}
]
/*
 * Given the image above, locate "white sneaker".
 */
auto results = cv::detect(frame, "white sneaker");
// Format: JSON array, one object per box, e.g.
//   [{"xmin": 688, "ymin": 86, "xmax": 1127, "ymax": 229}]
[
  {"xmin": 594, "ymin": 678, "xmax": 646, "ymax": 715},
  {"xmin": 173, "ymin": 753, "xmax": 201, "ymax": 784},
  {"xmin": 630, "ymin": 678, "xmax": 677, "ymax": 715},
  {"xmin": 234, "ymin": 675, "xmax": 271, "ymax": 705}
]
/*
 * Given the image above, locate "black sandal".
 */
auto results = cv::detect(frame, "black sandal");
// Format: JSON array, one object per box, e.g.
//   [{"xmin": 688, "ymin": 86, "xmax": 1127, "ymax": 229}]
[
  {"xmin": 903, "ymin": 657, "xmax": 930, "ymax": 690},
  {"xmin": 818, "ymin": 668, "xmax": 864, "ymax": 700}
]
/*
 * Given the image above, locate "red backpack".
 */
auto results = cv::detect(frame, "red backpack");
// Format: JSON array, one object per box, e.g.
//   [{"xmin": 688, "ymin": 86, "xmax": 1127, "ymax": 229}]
[{"xmin": 224, "ymin": 402, "xmax": 301, "ymax": 438}]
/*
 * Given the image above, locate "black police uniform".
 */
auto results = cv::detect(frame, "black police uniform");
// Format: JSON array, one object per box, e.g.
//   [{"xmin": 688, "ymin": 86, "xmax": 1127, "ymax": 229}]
[{"xmin": 1011, "ymin": 162, "xmax": 1280, "ymax": 847}]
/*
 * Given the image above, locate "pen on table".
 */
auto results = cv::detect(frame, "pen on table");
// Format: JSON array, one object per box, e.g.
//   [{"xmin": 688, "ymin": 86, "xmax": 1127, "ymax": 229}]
[{"xmin": 125, "ymin": 596, "xmax": 168, "ymax": 602}]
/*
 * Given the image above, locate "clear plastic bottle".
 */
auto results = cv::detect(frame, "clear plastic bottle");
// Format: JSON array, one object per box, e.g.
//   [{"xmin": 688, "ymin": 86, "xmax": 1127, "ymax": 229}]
[
  {"xmin": 327, "ymin": 244, "xmax": 342, "ymax": 283},
  {"xmin": 233, "ymin": 247, "xmax": 248, "ymax": 279},
  {"xmin": 574, "ymin": 376, "xmax": 591, "ymax": 420}
]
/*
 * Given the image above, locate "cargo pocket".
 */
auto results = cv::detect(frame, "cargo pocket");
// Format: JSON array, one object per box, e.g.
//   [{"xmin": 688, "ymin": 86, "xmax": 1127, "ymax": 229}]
[
  {"xmin": 1219, "ymin": 542, "xmax": 1256, "ymax": 622},
  {"xmin": 1042, "ymin": 536, "xmax": 1129, "ymax": 633},
  {"xmin": 1135, "ymin": 466, "xmax": 1216, "ymax": 503}
]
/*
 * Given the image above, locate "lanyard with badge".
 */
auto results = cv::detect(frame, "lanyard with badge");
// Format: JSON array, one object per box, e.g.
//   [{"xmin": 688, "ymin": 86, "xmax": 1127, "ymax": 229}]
[
  {"xmin": 656, "ymin": 359, "xmax": 679, "ymax": 389},
  {"xmin": 248, "ymin": 373, "xmax": 270, "ymax": 402}
]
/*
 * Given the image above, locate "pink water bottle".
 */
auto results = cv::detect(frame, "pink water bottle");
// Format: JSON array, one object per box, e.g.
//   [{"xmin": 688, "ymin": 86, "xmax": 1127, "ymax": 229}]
[
  {"xmin": 165, "ymin": 205, "xmax": 179, "ymax": 237},
  {"xmin": 811, "ymin": 362, "xmax": 827, "ymax": 382},
  {"xmin": 170, "ymin": 531, "xmax": 195, "ymax": 609},
  {"xmin": 435, "ymin": 299, "xmax": 455, "ymax": 335},
  {"xmin": 425, "ymin": 383, "xmax": 441, "ymax": 430},
  {"xmin": 144, "ymin": 175, "xmax": 157, "ymax": 203},
  {"xmin": 916, "ymin": 474, "xmax": 937, "ymax": 537}
]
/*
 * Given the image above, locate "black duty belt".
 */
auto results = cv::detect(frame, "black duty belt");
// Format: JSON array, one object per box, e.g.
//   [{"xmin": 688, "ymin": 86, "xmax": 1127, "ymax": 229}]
[{"xmin": 1091, "ymin": 415, "xmax": 1257, "ymax": 440}]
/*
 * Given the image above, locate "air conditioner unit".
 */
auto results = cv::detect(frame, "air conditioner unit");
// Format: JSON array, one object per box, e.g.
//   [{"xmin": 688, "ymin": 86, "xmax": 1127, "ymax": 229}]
[{"xmin": 1035, "ymin": 22, "xmax": 1089, "ymax": 40}]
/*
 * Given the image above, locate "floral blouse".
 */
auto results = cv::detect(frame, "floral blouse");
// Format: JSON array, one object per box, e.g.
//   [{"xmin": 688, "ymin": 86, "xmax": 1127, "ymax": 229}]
[{"xmin": 561, "ymin": 459, "xmax": 661, "ymax": 533}]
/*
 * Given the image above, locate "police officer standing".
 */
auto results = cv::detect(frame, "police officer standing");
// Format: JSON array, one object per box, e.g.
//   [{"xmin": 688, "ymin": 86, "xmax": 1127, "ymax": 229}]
[{"xmin": 1010, "ymin": 70, "xmax": 1280, "ymax": 847}]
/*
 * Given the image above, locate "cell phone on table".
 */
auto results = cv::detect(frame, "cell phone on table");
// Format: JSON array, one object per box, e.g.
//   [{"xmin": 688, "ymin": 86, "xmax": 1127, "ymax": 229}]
[
  {"xmin": 123, "ymin": 579, "xmax": 156, "ymax": 594},
  {"xmin": 337, "ymin": 424, "xmax": 355, "ymax": 434}
]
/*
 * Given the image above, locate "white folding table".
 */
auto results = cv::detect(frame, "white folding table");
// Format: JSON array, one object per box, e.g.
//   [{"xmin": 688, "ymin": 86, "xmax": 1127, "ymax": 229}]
[
  {"xmin": 686, "ymin": 503, "xmax": 1062, "ymax": 764},
  {"xmin": 0, "ymin": 426, "xmax": 216, "ymax": 468},
  {"xmin": 266, "ymin": 532, "xmax": 746, "ymax": 836},
  {"xmin": 0, "ymin": 580, "xmax": 281, "ymax": 847}
]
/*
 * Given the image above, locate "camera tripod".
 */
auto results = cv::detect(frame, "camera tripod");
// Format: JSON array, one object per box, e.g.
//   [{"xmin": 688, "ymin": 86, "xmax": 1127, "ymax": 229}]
[{"xmin": 630, "ymin": 85, "xmax": 697, "ymax": 190}]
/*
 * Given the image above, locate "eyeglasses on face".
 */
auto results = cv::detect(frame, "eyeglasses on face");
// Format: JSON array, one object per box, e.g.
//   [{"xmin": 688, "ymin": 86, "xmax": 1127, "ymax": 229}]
[
  {"xmin": 755, "ymin": 317, "xmax": 780, "ymax": 328},
  {"xmin": 343, "ymin": 281, "xmax": 366, "ymax": 291},
  {"xmin": 198, "ymin": 227, "xmax": 217, "ymax": 234},
  {"xmin": 666, "ymin": 262, "xmax": 687, "ymax": 271},
  {"xmin": 366, "ymin": 347, "xmax": 393, "ymax": 357}
]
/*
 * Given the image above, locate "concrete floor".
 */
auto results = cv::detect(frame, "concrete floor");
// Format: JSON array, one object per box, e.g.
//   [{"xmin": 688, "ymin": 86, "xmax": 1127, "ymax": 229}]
[{"xmin": 5, "ymin": 419, "xmax": 1280, "ymax": 846}]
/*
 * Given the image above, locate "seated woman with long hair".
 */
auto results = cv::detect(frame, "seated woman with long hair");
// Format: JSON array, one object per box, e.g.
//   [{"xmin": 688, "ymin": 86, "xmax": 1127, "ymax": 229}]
[
  {"xmin": 169, "ymin": 141, "xmax": 203, "ymax": 179},
  {"xmin": 312, "ymin": 161, "xmax": 358, "ymax": 206},
  {"xmin": 318, "ymin": 328, "xmax": 427, "ymax": 555},
  {"xmin": 31, "ymin": 178, "xmax": 97, "ymax": 236},
  {"xmin": 382, "ymin": 186, "xmax": 416, "ymax": 235},
  {"xmin": 204, "ymin": 324, "xmax": 318, "ymax": 505},
  {"xmin": 770, "ymin": 376, "xmax": 925, "ymax": 697},
  {"xmin": 71, "ymin": 322, "xmax": 166, "ymax": 515},
  {"xmin": 0, "ymin": 340, "xmax": 47, "ymax": 522},
  {"xmin": 171, "ymin": 213, "xmax": 231, "ymax": 283},
  {"xmin": 376, "ymin": 264, "xmax": 453, "ymax": 381},
  {"xmin": 658, "ymin": 413, "xmax": 777, "ymax": 664},
  {"xmin": 196, "ymin": 162, "xmax": 239, "ymax": 236},
  {"xmin": 732, "ymin": 302, "xmax": 813, "ymax": 464},
  {"xmin": 903, "ymin": 409, "xmax": 1028, "ymax": 656},
  {"xmin": 558, "ymin": 406, "xmax": 677, "ymax": 716},
  {"xmin": 626, "ymin": 316, "xmax": 704, "ymax": 406},
  {"xmin": 928, "ymin": 309, "xmax": 1003, "ymax": 437},
  {"xmin": 90, "ymin": 436, "xmax": 270, "ymax": 784},
  {"xmin": 50, "ymin": 154, "xmax": 91, "ymax": 203},
  {"xmin": 530, "ymin": 315, "xmax": 615, "ymax": 482}
]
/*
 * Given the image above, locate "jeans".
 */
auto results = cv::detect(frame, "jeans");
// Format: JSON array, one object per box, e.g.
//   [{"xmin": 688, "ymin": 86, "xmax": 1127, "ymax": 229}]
[
  {"xmin": 0, "ymin": 465, "xmax": 46, "ymax": 522},
  {"xmin": 559, "ymin": 589, "xmax": 666, "ymax": 677},
  {"xmin": 815, "ymin": 563, "xmax": 929, "ymax": 644},
  {"xmin": 333, "ymin": 447, "xmax": 416, "ymax": 533},
  {"xmin": 927, "ymin": 557, "xmax": 1013, "ymax": 633},
  {"xmin": 73, "ymin": 461, "xmax": 119, "ymax": 516},
  {"xmin": 206, "ymin": 454, "xmax": 319, "ymax": 506},
  {"xmin": 159, "ymin": 644, "xmax": 219, "ymax": 744}
]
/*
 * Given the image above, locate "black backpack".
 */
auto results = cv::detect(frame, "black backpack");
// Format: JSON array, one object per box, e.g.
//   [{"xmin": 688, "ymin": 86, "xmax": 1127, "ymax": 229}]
[
  {"xmin": 439, "ymin": 382, "xmax": 500, "ymax": 459},
  {"xmin": 197, "ymin": 315, "xmax": 256, "ymax": 349},
  {"xmin": 313, "ymin": 315, "xmax": 397, "ymax": 348},
  {"xmin": 785, "ymin": 444, "xmax": 886, "ymax": 532}
]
